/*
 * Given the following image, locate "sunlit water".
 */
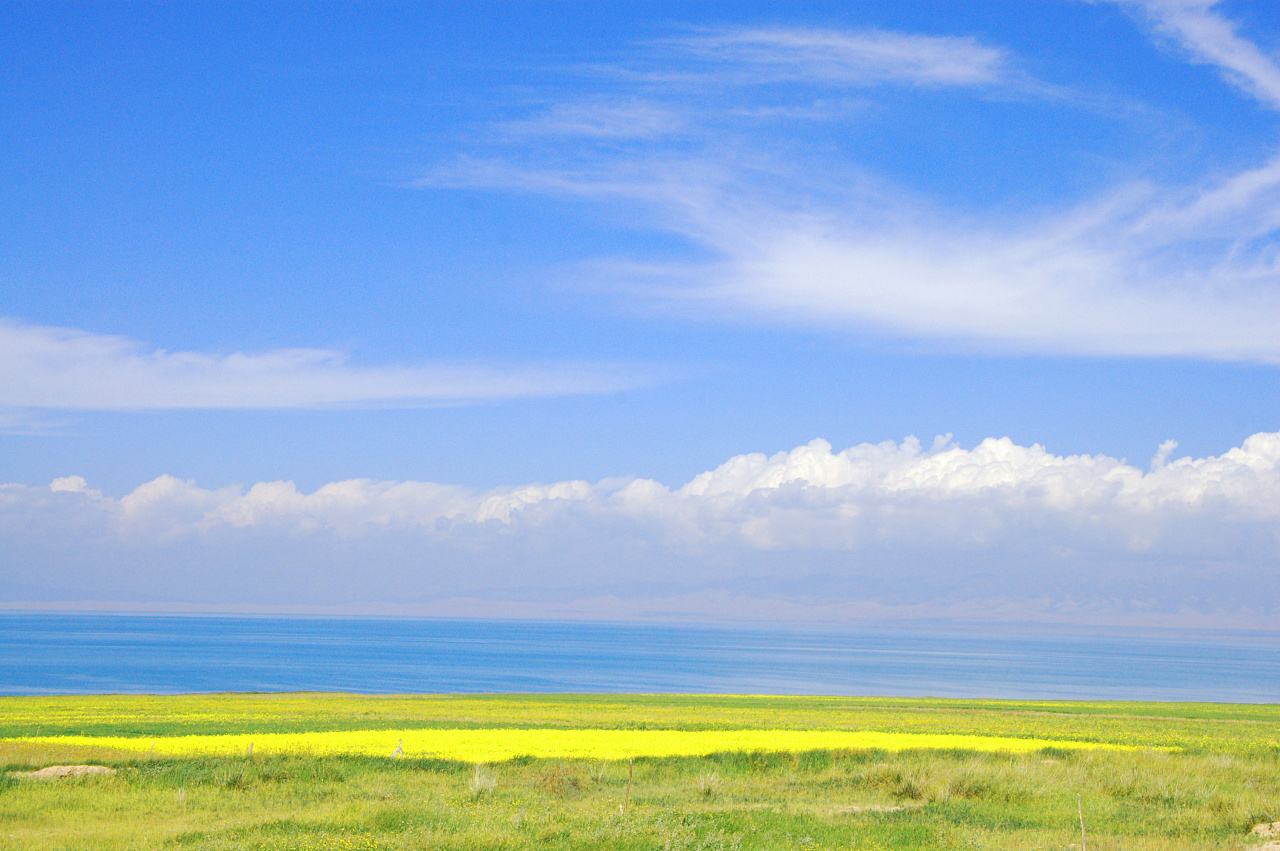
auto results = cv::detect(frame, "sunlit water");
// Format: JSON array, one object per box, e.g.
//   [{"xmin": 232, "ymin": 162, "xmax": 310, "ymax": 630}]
[{"xmin": 1, "ymin": 613, "xmax": 1276, "ymax": 701}]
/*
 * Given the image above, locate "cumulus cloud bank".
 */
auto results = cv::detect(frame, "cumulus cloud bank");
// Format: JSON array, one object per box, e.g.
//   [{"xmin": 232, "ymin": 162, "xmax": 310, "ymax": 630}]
[
  {"xmin": 5, "ymin": 432, "xmax": 1278, "ymax": 626},
  {"xmin": 0, "ymin": 318, "xmax": 649, "ymax": 413}
]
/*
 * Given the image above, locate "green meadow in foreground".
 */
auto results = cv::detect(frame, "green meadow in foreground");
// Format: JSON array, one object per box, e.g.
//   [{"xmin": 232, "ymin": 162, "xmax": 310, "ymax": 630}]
[{"xmin": 1, "ymin": 693, "xmax": 1278, "ymax": 849}]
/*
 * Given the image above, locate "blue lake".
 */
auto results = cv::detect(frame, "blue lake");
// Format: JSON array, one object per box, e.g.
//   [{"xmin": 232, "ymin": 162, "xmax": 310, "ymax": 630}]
[{"xmin": 1, "ymin": 612, "xmax": 1277, "ymax": 701}]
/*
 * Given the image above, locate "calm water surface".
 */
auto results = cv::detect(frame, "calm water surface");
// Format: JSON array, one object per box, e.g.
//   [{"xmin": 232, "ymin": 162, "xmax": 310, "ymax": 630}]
[{"xmin": 1, "ymin": 613, "xmax": 1276, "ymax": 701}]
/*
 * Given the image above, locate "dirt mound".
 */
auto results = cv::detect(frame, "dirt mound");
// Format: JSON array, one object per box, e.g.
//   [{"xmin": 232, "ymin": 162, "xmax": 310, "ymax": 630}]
[{"xmin": 11, "ymin": 765, "xmax": 116, "ymax": 780}]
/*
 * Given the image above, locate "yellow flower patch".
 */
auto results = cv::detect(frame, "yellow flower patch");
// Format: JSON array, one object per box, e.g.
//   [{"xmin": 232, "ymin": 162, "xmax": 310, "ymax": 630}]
[{"xmin": 15, "ymin": 728, "xmax": 1153, "ymax": 762}]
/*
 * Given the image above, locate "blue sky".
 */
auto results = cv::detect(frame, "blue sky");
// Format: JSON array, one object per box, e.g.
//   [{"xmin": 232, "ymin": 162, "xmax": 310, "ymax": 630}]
[{"xmin": 2, "ymin": 1, "xmax": 1279, "ymax": 625}]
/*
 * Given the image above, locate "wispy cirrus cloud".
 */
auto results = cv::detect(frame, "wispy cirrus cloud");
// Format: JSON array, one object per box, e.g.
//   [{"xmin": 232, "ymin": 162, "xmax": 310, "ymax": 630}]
[
  {"xmin": 660, "ymin": 27, "xmax": 1010, "ymax": 88},
  {"xmin": 428, "ymin": 10, "xmax": 1280, "ymax": 363},
  {"xmin": 0, "ymin": 317, "xmax": 653, "ymax": 414},
  {"xmin": 487, "ymin": 26, "xmax": 1014, "ymax": 150},
  {"xmin": 488, "ymin": 26, "xmax": 1000, "ymax": 144},
  {"xmin": 1120, "ymin": 0, "xmax": 1280, "ymax": 108},
  {"xmin": 499, "ymin": 100, "xmax": 687, "ymax": 139}
]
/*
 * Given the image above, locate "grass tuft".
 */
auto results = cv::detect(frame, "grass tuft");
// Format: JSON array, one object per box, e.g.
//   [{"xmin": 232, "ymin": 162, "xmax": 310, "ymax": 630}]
[{"xmin": 468, "ymin": 763, "xmax": 496, "ymax": 799}]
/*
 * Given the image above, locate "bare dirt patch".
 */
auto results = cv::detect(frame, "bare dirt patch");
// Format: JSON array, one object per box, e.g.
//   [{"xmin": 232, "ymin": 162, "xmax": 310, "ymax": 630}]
[
  {"xmin": 10, "ymin": 765, "xmax": 116, "ymax": 780},
  {"xmin": 1252, "ymin": 821, "xmax": 1280, "ymax": 850},
  {"xmin": 830, "ymin": 803, "xmax": 915, "ymax": 815}
]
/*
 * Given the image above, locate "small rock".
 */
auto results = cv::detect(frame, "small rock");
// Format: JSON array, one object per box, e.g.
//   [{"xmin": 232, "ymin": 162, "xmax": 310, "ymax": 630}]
[{"xmin": 11, "ymin": 765, "xmax": 116, "ymax": 780}]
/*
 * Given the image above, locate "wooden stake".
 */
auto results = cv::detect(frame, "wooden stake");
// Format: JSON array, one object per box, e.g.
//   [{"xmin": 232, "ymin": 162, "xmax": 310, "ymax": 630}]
[{"xmin": 1077, "ymin": 795, "xmax": 1087, "ymax": 851}]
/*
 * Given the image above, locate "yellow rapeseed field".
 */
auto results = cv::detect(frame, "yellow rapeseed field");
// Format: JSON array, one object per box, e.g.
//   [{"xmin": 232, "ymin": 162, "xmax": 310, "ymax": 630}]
[
  {"xmin": 15, "ymin": 727, "xmax": 1151, "ymax": 762},
  {"xmin": 3, "ymin": 696, "xmax": 1272, "ymax": 849}
]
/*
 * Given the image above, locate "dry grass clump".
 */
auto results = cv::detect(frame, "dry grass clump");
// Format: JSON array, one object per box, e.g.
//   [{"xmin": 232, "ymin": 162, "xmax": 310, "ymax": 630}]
[
  {"xmin": 536, "ymin": 762, "xmax": 585, "ymax": 796},
  {"xmin": 468, "ymin": 764, "xmax": 496, "ymax": 799},
  {"xmin": 697, "ymin": 771, "xmax": 721, "ymax": 798}
]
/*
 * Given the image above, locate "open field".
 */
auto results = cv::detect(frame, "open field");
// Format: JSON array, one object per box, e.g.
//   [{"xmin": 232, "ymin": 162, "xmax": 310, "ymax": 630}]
[{"xmin": 1, "ymin": 693, "xmax": 1277, "ymax": 849}]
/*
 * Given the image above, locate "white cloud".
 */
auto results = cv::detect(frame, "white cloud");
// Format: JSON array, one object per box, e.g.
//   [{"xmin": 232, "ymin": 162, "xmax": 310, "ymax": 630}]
[
  {"xmin": 0, "ymin": 318, "xmax": 651, "ymax": 411},
  {"xmin": 431, "ymin": 10, "xmax": 1280, "ymax": 363},
  {"xmin": 500, "ymin": 100, "xmax": 686, "ymax": 139},
  {"xmin": 451, "ymin": 155, "xmax": 1280, "ymax": 361},
  {"xmin": 5, "ymin": 431, "xmax": 1279, "ymax": 625},
  {"xmin": 49, "ymin": 475, "xmax": 93, "ymax": 495},
  {"xmin": 1122, "ymin": 0, "xmax": 1280, "ymax": 108},
  {"xmin": 663, "ymin": 179, "xmax": 1280, "ymax": 361},
  {"xmin": 665, "ymin": 27, "xmax": 1009, "ymax": 88}
]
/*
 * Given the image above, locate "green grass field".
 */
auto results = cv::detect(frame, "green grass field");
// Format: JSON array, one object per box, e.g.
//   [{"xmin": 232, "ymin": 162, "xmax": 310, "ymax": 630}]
[{"xmin": 1, "ymin": 693, "xmax": 1278, "ymax": 849}]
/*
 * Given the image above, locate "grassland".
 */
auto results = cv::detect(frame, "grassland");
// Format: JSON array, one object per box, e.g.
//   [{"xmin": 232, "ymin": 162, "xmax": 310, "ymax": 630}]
[{"xmin": 0, "ymin": 693, "xmax": 1277, "ymax": 849}]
